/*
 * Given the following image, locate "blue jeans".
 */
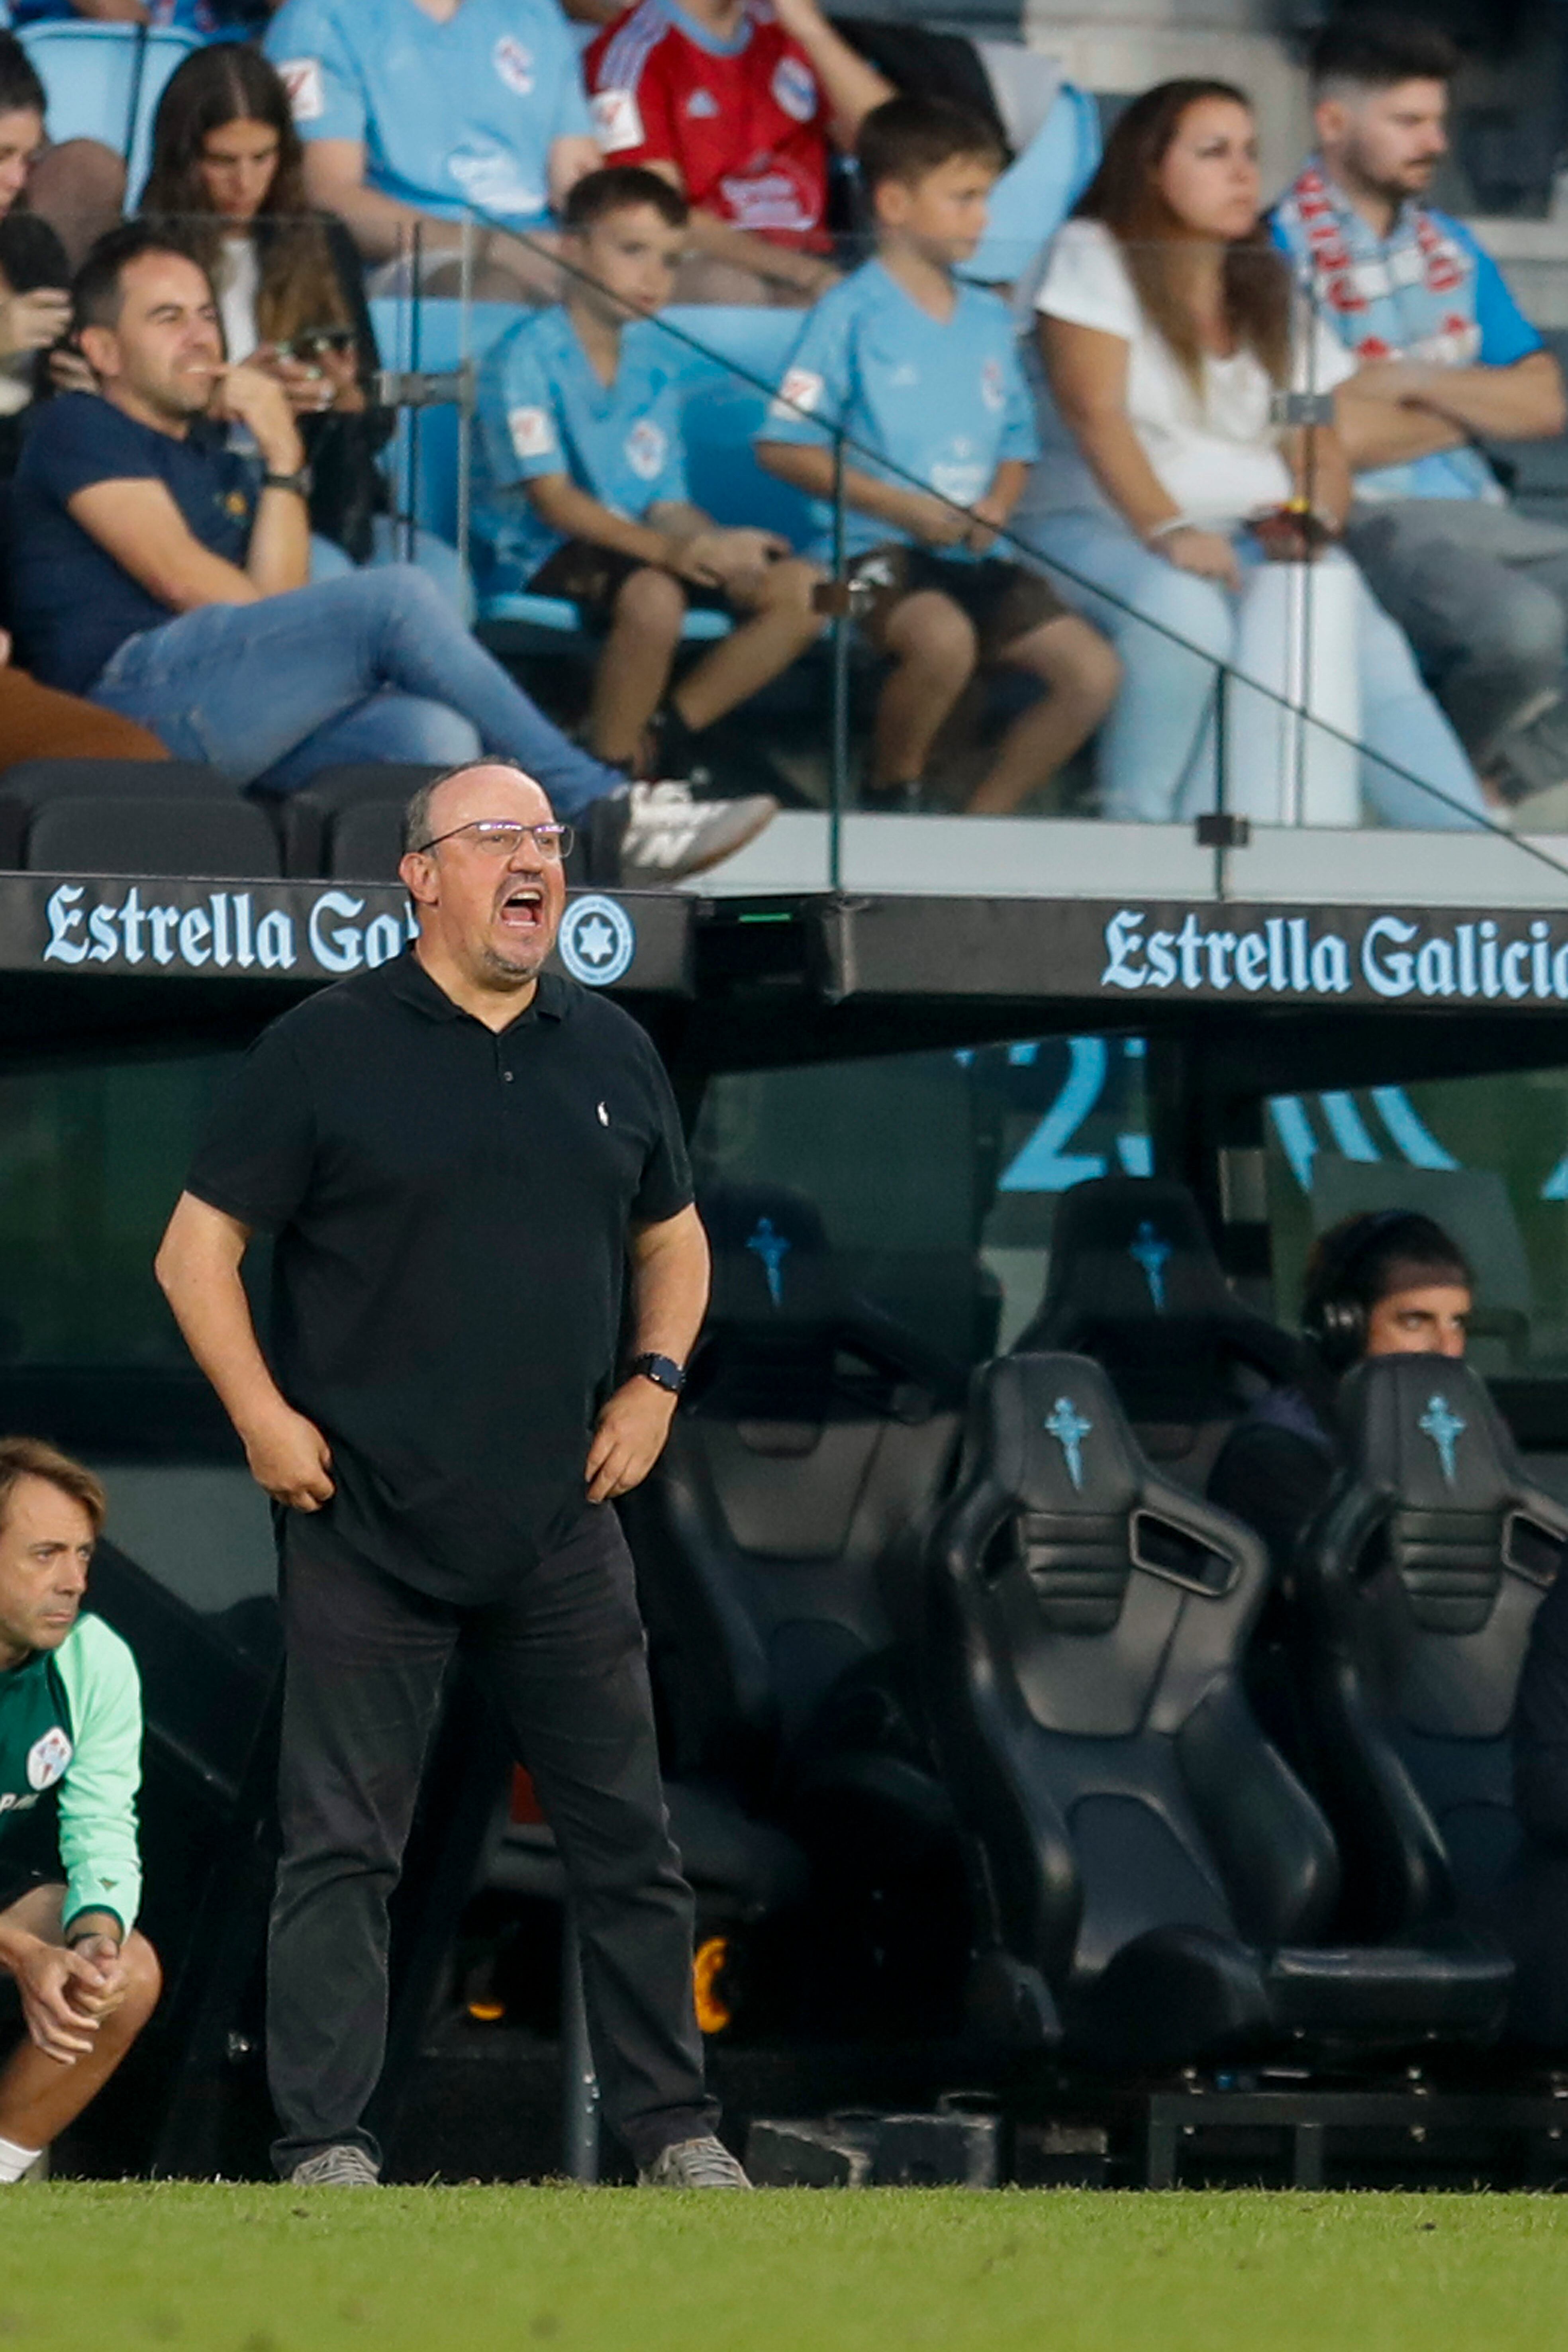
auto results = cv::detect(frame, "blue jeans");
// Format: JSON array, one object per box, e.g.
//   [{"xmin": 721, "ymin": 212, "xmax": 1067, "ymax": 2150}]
[
  {"xmin": 90, "ymin": 565, "xmax": 621, "ymax": 811},
  {"xmin": 1019, "ymin": 508, "xmax": 1487, "ymax": 829}
]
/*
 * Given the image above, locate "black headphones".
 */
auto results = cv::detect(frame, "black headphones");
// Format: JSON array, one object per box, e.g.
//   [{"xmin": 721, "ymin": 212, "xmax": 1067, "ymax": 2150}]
[{"xmin": 1300, "ymin": 1209, "xmax": 1424, "ymax": 1375}]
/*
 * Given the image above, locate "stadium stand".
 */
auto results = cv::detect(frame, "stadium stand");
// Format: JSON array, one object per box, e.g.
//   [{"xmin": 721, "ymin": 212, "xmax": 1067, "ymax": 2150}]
[
  {"xmin": 18, "ymin": 17, "xmax": 197, "ymax": 198},
  {"xmin": 0, "ymin": 755, "xmax": 231, "ymax": 867}
]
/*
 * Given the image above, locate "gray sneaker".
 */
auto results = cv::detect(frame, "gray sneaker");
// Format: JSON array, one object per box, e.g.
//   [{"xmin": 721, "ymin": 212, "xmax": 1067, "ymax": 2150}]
[
  {"xmin": 612, "ymin": 782, "xmax": 777, "ymax": 887},
  {"xmin": 638, "ymin": 2134, "xmax": 753, "ymax": 2188},
  {"xmin": 288, "ymin": 2144, "xmax": 381, "ymax": 2187}
]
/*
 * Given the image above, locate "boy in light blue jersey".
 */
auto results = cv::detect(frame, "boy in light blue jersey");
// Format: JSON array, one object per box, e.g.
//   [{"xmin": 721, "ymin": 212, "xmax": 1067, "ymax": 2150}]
[
  {"xmin": 0, "ymin": 1439, "xmax": 159, "ymax": 2185},
  {"xmin": 475, "ymin": 165, "xmax": 823, "ymax": 769},
  {"xmin": 757, "ymin": 95, "xmax": 1118, "ymax": 813},
  {"xmin": 267, "ymin": 0, "xmax": 601, "ymax": 294}
]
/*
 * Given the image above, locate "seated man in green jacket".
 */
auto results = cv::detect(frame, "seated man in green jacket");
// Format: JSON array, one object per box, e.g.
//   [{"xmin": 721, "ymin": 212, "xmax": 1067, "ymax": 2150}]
[{"xmin": 0, "ymin": 1437, "xmax": 159, "ymax": 2181}]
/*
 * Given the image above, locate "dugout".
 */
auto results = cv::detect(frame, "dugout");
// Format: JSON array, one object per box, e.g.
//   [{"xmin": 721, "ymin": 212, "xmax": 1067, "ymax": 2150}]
[{"xmin": 9, "ymin": 823, "xmax": 1568, "ymax": 2187}]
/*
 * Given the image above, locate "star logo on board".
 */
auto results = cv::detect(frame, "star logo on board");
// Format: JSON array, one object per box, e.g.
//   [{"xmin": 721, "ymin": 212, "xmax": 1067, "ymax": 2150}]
[
  {"xmin": 1419, "ymin": 1393, "xmax": 1466, "ymax": 1486},
  {"xmin": 1045, "ymin": 1397, "xmax": 1092, "ymax": 1492},
  {"xmin": 558, "ymin": 895, "xmax": 636, "ymax": 988}
]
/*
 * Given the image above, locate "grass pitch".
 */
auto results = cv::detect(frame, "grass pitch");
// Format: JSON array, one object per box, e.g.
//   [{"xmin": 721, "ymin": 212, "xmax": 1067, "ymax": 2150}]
[{"xmin": 5, "ymin": 2184, "xmax": 1568, "ymax": 2351}]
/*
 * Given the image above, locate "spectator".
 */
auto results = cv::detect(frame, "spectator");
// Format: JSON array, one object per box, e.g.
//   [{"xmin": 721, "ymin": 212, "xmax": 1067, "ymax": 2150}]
[
  {"xmin": 585, "ymin": 0, "xmax": 889, "ymax": 304},
  {"xmin": 141, "ymin": 41, "xmax": 465, "ymax": 609},
  {"xmin": 1274, "ymin": 16, "xmax": 1568, "ymax": 809},
  {"xmin": 475, "ymin": 166, "xmax": 823, "ymax": 771},
  {"xmin": 0, "ymin": 33, "xmax": 125, "ymax": 274},
  {"xmin": 756, "ymin": 97, "xmax": 1119, "ymax": 815},
  {"xmin": 1209, "ymin": 1210, "xmax": 1472, "ymax": 1585},
  {"xmin": 264, "ymin": 0, "xmax": 601, "ymax": 298},
  {"xmin": 9, "ymin": 223, "xmax": 776, "ymax": 880},
  {"xmin": 1014, "ymin": 78, "xmax": 1486, "ymax": 829},
  {"xmin": 0, "ymin": 1438, "xmax": 161, "ymax": 2188}
]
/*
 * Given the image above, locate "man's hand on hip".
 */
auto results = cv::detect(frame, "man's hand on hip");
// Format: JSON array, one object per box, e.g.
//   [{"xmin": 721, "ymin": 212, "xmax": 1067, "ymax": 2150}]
[
  {"xmin": 239, "ymin": 1401, "xmax": 335, "ymax": 1512},
  {"xmin": 586, "ymin": 1379, "xmax": 678, "ymax": 1503}
]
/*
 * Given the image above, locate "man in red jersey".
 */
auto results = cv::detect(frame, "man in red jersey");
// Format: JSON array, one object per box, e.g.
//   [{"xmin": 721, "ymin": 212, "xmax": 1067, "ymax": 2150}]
[{"xmin": 586, "ymin": 0, "xmax": 889, "ymax": 300}]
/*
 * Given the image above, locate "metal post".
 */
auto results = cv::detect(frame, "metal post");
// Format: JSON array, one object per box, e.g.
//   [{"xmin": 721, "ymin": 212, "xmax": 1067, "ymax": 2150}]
[
  {"xmin": 561, "ymin": 1905, "xmax": 600, "ymax": 2183},
  {"xmin": 403, "ymin": 223, "xmax": 422, "ymax": 566},
  {"xmin": 455, "ymin": 216, "xmax": 474, "ymax": 583},
  {"xmin": 828, "ymin": 424, "xmax": 850, "ymax": 893},
  {"xmin": 1213, "ymin": 664, "xmax": 1230, "ymax": 901}
]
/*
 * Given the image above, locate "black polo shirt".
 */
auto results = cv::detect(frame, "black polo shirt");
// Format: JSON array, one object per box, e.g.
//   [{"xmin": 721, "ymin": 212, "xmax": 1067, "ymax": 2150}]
[{"xmin": 184, "ymin": 951, "xmax": 692, "ymax": 1602}]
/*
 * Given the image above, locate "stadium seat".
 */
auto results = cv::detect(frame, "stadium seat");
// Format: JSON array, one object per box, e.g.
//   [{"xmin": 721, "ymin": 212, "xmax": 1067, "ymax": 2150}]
[
  {"xmin": 617, "ymin": 1181, "xmax": 972, "ymax": 2026},
  {"xmin": 18, "ymin": 20, "xmax": 199, "ymax": 197},
  {"xmin": 1013, "ymin": 1175, "xmax": 1304, "ymax": 1488},
  {"xmin": 923, "ymin": 1352, "xmax": 1513, "ymax": 2071},
  {"xmin": 264, "ymin": 760, "xmax": 444, "ymax": 881},
  {"xmin": 24, "ymin": 793, "xmax": 282, "ymax": 877},
  {"xmin": 0, "ymin": 757, "xmax": 230, "ymax": 869},
  {"xmin": 1296, "ymin": 1356, "xmax": 1568, "ymax": 1945}
]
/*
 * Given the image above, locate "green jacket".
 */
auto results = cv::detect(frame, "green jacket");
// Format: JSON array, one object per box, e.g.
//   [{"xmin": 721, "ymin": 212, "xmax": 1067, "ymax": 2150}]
[{"xmin": 0, "ymin": 1614, "xmax": 142, "ymax": 1936}]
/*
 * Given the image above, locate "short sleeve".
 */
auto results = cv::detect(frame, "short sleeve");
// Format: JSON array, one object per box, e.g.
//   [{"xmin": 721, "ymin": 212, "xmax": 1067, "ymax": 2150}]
[
  {"xmin": 1035, "ymin": 218, "xmax": 1138, "ymax": 341},
  {"xmin": 184, "ymin": 1022, "xmax": 318, "ymax": 1236},
  {"xmin": 631, "ymin": 1033, "xmax": 693, "ymax": 1225},
  {"xmin": 477, "ymin": 325, "xmax": 564, "ymax": 486},
  {"xmin": 1466, "ymin": 238, "xmax": 1543, "ymax": 369},
  {"xmin": 30, "ymin": 397, "xmax": 169, "ymax": 504},
  {"xmin": 588, "ymin": 28, "xmax": 677, "ymax": 166},
  {"xmin": 266, "ymin": 0, "xmax": 368, "ymax": 147},
  {"xmin": 757, "ymin": 284, "xmax": 856, "ymax": 449}
]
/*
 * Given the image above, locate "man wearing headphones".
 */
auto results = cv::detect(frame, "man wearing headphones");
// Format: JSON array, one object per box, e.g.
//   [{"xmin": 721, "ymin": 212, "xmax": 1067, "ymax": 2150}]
[{"xmin": 1209, "ymin": 1209, "xmax": 1473, "ymax": 1578}]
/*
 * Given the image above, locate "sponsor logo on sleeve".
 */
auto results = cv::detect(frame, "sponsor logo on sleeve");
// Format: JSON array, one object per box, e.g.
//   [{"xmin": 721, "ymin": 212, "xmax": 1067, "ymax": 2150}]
[
  {"xmin": 980, "ymin": 355, "xmax": 1005, "ymax": 412},
  {"xmin": 771, "ymin": 54, "xmax": 817, "ymax": 121},
  {"xmin": 277, "ymin": 56, "xmax": 325, "ymax": 123},
  {"xmin": 592, "ymin": 87, "xmax": 645, "ymax": 152},
  {"xmin": 770, "ymin": 364, "xmax": 823, "ymax": 423},
  {"xmin": 493, "ymin": 34, "xmax": 536, "ymax": 94},
  {"xmin": 508, "ymin": 405, "xmax": 556, "ymax": 462},
  {"xmin": 624, "ymin": 419, "xmax": 668, "ymax": 481},
  {"xmin": 27, "ymin": 1727, "xmax": 72, "ymax": 1792}
]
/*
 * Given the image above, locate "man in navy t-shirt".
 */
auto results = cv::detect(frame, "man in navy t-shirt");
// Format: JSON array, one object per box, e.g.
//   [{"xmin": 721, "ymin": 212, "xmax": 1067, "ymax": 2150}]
[{"xmin": 9, "ymin": 221, "xmax": 775, "ymax": 878}]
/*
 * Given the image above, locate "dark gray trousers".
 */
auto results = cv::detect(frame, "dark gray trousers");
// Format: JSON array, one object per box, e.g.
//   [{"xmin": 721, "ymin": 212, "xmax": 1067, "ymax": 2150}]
[{"xmin": 267, "ymin": 1503, "xmax": 714, "ymax": 2175}]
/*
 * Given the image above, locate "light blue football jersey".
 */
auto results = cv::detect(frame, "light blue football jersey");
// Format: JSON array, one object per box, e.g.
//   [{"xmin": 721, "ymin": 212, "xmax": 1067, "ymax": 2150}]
[
  {"xmin": 759, "ymin": 258, "xmax": 1039, "ymax": 563},
  {"xmin": 266, "ymin": 0, "xmax": 594, "ymax": 225},
  {"xmin": 473, "ymin": 305, "xmax": 690, "ymax": 591}
]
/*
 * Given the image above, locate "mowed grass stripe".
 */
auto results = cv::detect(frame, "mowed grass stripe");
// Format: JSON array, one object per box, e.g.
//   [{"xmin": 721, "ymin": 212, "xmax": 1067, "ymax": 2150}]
[{"xmin": 3, "ymin": 2185, "xmax": 1568, "ymax": 2351}]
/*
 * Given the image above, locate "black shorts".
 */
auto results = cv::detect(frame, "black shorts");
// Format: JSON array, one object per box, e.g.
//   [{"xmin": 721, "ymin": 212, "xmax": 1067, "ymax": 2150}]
[
  {"xmin": 846, "ymin": 543, "xmax": 1066, "ymax": 662},
  {"xmin": 527, "ymin": 540, "xmax": 729, "ymax": 623}
]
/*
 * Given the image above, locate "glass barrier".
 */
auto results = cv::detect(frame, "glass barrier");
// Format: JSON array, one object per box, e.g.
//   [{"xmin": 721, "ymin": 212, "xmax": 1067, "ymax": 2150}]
[{"xmin": 10, "ymin": 204, "xmax": 1568, "ymax": 903}]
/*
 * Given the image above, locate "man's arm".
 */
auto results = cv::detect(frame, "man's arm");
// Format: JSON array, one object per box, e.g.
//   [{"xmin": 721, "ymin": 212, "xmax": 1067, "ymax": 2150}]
[
  {"xmin": 301, "ymin": 137, "xmax": 466, "ymax": 266},
  {"xmin": 548, "ymin": 134, "xmax": 605, "ymax": 218},
  {"xmin": 67, "ymin": 365, "xmax": 309, "ymax": 613},
  {"xmin": 584, "ymin": 1203, "xmax": 709, "ymax": 1503},
  {"xmin": 769, "ymin": 0, "xmax": 892, "ymax": 146},
  {"xmin": 154, "ymin": 1193, "xmax": 335, "ymax": 1511},
  {"xmin": 1347, "ymin": 349, "xmax": 1568, "ymax": 455},
  {"xmin": 641, "ymin": 164, "xmax": 836, "ymax": 298}
]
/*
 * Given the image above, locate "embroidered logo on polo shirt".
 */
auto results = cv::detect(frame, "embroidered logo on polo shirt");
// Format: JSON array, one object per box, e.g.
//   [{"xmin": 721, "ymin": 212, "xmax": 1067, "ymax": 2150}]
[
  {"xmin": 27, "ymin": 1727, "xmax": 72, "ymax": 1791},
  {"xmin": 625, "ymin": 419, "xmax": 668, "ymax": 481},
  {"xmin": 687, "ymin": 88, "xmax": 719, "ymax": 118},
  {"xmin": 559, "ymin": 896, "xmax": 636, "ymax": 987},
  {"xmin": 494, "ymin": 35, "xmax": 536, "ymax": 94}
]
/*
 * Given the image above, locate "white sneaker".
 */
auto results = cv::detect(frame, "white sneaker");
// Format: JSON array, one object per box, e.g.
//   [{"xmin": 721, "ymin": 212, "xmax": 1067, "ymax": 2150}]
[{"xmin": 613, "ymin": 781, "xmax": 777, "ymax": 886}]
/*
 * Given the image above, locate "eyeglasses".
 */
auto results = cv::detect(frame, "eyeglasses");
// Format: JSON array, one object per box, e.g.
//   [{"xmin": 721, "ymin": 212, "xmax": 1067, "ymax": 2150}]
[{"xmin": 412, "ymin": 819, "xmax": 574, "ymax": 860}]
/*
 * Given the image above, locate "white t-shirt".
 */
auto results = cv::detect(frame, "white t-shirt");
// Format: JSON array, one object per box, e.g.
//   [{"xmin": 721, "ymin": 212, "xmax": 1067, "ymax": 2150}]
[{"xmin": 1029, "ymin": 217, "xmax": 1355, "ymax": 525}]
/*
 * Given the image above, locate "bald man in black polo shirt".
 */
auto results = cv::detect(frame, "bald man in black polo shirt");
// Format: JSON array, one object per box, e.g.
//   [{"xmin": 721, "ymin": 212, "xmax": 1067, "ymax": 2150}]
[{"xmin": 154, "ymin": 760, "xmax": 747, "ymax": 2191}]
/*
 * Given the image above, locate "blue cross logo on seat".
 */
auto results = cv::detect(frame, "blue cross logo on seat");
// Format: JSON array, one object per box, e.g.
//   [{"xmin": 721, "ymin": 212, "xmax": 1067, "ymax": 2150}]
[
  {"xmin": 1129, "ymin": 1221, "xmax": 1172, "ymax": 1312},
  {"xmin": 1045, "ymin": 1396, "xmax": 1092, "ymax": 1491},
  {"xmin": 1418, "ymin": 1392, "xmax": 1466, "ymax": 1486},
  {"xmin": 745, "ymin": 1216, "xmax": 791, "ymax": 1308}
]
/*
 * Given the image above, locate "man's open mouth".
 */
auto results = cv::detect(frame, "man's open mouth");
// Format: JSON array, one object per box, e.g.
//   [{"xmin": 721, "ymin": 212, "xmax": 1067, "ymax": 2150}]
[{"xmin": 498, "ymin": 882, "xmax": 545, "ymax": 929}]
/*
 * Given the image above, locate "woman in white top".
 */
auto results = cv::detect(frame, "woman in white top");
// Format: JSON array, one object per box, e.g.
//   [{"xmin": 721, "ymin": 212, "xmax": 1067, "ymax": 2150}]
[{"xmin": 1014, "ymin": 78, "xmax": 1484, "ymax": 828}]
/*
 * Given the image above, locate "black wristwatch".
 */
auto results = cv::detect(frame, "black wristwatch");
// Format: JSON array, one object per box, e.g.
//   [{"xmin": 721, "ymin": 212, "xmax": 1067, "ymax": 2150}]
[
  {"xmin": 629, "ymin": 1351, "xmax": 686, "ymax": 1396},
  {"xmin": 262, "ymin": 464, "xmax": 313, "ymax": 497}
]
